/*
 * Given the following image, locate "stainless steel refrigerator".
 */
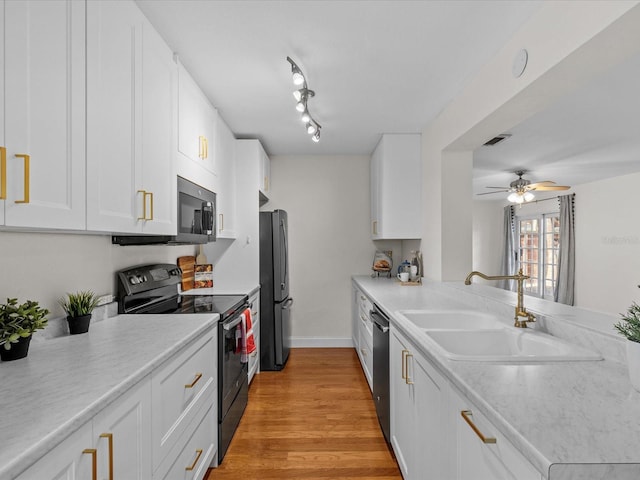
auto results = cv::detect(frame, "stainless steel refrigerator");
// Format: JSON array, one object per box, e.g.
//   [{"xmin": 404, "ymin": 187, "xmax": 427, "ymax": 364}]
[{"xmin": 259, "ymin": 210, "xmax": 293, "ymax": 371}]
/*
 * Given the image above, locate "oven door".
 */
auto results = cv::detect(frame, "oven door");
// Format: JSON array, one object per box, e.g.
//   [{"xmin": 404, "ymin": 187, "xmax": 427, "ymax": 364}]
[{"xmin": 220, "ymin": 314, "xmax": 247, "ymax": 417}]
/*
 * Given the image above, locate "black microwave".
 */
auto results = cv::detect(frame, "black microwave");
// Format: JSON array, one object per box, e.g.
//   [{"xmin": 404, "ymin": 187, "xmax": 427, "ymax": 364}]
[{"xmin": 112, "ymin": 176, "xmax": 216, "ymax": 246}]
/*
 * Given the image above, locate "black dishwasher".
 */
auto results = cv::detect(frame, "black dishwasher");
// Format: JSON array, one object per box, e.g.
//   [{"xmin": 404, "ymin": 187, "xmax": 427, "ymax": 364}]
[{"xmin": 371, "ymin": 304, "xmax": 390, "ymax": 443}]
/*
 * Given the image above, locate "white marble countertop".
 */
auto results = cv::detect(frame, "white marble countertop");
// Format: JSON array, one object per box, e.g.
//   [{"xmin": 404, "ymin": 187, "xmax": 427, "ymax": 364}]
[
  {"xmin": 0, "ymin": 313, "xmax": 218, "ymax": 479},
  {"xmin": 353, "ymin": 275, "xmax": 640, "ymax": 480}
]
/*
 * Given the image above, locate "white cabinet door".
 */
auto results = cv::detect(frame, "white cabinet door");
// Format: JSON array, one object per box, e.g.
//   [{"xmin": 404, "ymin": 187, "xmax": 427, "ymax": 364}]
[
  {"xmin": 370, "ymin": 134, "xmax": 421, "ymax": 239},
  {"xmin": 452, "ymin": 388, "xmax": 542, "ymax": 480},
  {"xmin": 259, "ymin": 147, "xmax": 270, "ymax": 197},
  {"xmin": 3, "ymin": 0, "xmax": 86, "ymax": 230},
  {"xmin": 178, "ymin": 64, "xmax": 217, "ymax": 175},
  {"xmin": 390, "ymin": 326, "xmax": 450, "ymax": 480},
  {"xmin": 92, "ymin": 379, "xmax": 152, "ymax": 480},
  {"xmin": 86, "ymin": 0, "xmax": 143, "ymax": 233},
  {"xmin": 214, "ymin": 114, "xmax": 236, "ymax": 238},
  {"xmin": 16, "ymin": 422, "xmax": 94, "ymax": 480},
  {"xmin": 86, "ymin": 0, "xmax": 176, "ymax": 235},
  {"xmin": 390, "ymin": 329, "xmax": 415, "ymax": 478},
  {"xmin": 139, "ymin": 18, "xmax": 177, "ymax": 235}
]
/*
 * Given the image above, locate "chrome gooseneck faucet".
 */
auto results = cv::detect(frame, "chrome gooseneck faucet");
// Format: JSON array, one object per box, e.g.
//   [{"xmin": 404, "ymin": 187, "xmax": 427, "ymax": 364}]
[{"xmin": 464, "ymin": 269, "xmax": 536, "ymax": 328}]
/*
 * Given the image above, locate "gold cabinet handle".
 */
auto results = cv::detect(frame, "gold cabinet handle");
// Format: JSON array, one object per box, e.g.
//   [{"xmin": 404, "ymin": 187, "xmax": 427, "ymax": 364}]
[
  {"xmin": 199, "ymin": 136, "xmax": 204, "ymax": 159},
  {"xmin": 14, "ymin": 154, "xmax": 30, "ymax": 204},
  {"xmin": 146, "ymin": 191, "xmax": 154, "ymax": 220},
  {"xmin": 219, "ymin": 213, "xmax": 224, "ymax": 232},
  {"xmin": 405, "ymin": 353, "xmax": 414, "ymax": 385},
  {"xmin": 99, "ymin": 433, "xmax": 114, "ymax": 480},
  {"xmin": 185, "ymin": 372, "xmax": 203, "ymax": 388},
  {"xmin": 460, "ymin": 410, "xmax": 497, "ymax": 444},
  {"xmin": 264, "ymin": 175, "xmax": 268, "ymax": 191},
  {"xmin": 137, "ymin": 190, "xmax": 153, "ymax": 220},
  {"xmin": 373, "ymin": 220, "xmax": 378, "ymax": 235},
  {"xmin": 0, "ymin": 147, "xmax": 6, "ymax": 200},
  {"xmin": 82, "ymin": 448, "xmax": 98, "ymax": 480},
  {"xmin": 185, "ymin": 448, "xmax": 203, "ymax": 471},
  {"xmin": 401, "ymin": 349, "xmax": 409, "ymax": 380}
]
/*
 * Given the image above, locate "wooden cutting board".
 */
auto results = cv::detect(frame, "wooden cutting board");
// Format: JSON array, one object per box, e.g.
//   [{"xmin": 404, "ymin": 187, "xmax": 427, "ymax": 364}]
[{"xmin": 177, "ymin": 256, "xmax": 196, "ymax": 291}]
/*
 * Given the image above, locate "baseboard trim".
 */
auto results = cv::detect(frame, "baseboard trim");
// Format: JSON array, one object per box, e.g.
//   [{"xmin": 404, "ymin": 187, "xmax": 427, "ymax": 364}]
[{"xmin": 290, "ymin": 337, "xmax": 355, "ymax": 348}]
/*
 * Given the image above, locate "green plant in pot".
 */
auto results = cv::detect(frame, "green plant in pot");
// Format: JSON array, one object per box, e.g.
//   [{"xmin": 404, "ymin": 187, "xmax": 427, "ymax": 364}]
[
  {"xmin": 0, "ymin": 298, "xmax": 49, "ymax": 361},
  {"xmin": 615, "ymin": 302, "xmax": 640, "ymax": 392},
  {"xmin": 59, "ymin": 291, "xmax": 100, "ymax": 335}
]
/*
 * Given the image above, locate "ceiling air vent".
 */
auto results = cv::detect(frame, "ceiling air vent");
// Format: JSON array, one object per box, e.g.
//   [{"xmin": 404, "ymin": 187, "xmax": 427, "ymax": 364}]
[{"xmin": 483, "ymin": 134, "xmax": 511, "ymax": 146}]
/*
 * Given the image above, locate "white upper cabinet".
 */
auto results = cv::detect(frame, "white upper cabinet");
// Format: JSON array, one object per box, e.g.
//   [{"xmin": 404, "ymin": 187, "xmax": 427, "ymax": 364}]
[
  {"xmin": 177, "ymin": 63, "xmax": 217, "ymax": 176},
  {"xmin": 214, "ymin": 114, "xmax": 237, "ymax": 239},
  {"xmin": 370, "ymin": 134, "xmax": 421, "ymax": 239},
  {"xmin": 259, "ymin": 146, "xmax": 270, "ymax": 199},
  {"xmin": 1, "ymin": 0, "xmax": 86, "ymax": 230},
  {"xmin": 86, "ymin": 0, "xmax": 176, "ymax": 235}
]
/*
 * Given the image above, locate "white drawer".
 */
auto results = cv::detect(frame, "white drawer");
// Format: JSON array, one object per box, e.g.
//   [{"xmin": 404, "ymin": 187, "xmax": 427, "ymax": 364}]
[
  {"xmin": 358, "ymin": 322, "xmax": 373, "ymax": 390},
  {"xmin": 152, "ymin": 329, "xmax": 216, "ymax": 472},
  {"xmin": 158, "ymin": 401, "xmax": 216, "ymax": 480},
  {"xmin": 357, "ymin": 291, "xmax": 373, "ymax": 317}
]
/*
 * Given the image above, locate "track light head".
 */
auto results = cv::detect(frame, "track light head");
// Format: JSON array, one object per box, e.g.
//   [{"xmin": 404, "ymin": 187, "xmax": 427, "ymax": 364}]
[
  {"xmin": 301, "ymin": 110, "xmax": 311, "ymax": 123},
  {"xmin": 312, "ymin": 129, "xmax": 321, "ymax": 142},
  {"xmin": 306, "ymin": 122, "xmax": 317, "ymax": 135},
  {"xmin": 287, "ymin": 56, "xmax": 305, "ymax": 86}
]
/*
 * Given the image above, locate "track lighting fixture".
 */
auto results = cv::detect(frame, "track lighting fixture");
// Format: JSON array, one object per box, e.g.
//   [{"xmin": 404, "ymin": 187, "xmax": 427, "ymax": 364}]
[{"xmin": 286, "ymin": 56, "xmax": 322, "ymax": 143}]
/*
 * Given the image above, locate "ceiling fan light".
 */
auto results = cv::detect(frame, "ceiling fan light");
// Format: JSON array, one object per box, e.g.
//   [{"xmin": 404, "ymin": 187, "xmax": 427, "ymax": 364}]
[
  {"xmin": 523, "ymin": 191, "xmax": 535, "ymax": 202},
  {"xmin": 507, "ymin": 192, "xmax": 522, "ymax": 203}
]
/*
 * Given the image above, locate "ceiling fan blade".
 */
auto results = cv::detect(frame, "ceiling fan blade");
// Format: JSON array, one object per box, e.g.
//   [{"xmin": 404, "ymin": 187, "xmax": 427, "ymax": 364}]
[
  {"xmin": 477, "ymin": 190, "xmax": 509, "ymax": 195},
  {"xmin": 484, "ymin": 186, "xmax": 510, "ymax": 189},
  {"xmin": 532, "ymin": 185, "xmax": 570, "ymax": 191},
  {"xmin": 527, "ymin": 181, "xmax": 556, "ymax": 188}
]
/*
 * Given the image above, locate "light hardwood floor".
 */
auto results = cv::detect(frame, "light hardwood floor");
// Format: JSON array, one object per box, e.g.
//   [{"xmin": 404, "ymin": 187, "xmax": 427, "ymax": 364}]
[{"xmin": 206, "ymin": 348, "xmax": 402, "ymax": 479}]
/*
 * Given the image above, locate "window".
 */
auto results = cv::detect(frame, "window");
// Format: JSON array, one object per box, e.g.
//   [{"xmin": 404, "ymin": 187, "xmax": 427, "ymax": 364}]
[{"xmin": 517, "ymin": 214, "xmax": 560, "ymax": 299}]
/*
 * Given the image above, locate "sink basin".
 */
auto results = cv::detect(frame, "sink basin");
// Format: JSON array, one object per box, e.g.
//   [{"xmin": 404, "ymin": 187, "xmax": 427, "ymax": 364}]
[
  {"xmin": 423, "ymin": 329, "xmax": 603, "ymax": 362},
  {"xmin": 397, "ymin": 310, "xmax": 505, "ymax": 330}
]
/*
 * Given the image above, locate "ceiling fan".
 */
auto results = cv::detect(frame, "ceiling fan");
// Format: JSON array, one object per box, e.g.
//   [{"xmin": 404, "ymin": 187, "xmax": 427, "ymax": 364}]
[{"xmin": 478, "ymin": 170, "xmax": 570, "ymax": 203}]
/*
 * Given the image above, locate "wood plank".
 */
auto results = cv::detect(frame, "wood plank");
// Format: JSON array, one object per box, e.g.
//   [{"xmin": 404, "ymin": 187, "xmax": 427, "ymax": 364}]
[{"xmin": 206, "ymin": 348, "xmax": 401, "ymax": 479}]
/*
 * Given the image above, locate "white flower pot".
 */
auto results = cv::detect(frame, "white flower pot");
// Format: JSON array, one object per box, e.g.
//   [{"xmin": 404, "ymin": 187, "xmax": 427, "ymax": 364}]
[{"xmin": 626, "ymin": 340, "xmax": 640, "ymax": 392}]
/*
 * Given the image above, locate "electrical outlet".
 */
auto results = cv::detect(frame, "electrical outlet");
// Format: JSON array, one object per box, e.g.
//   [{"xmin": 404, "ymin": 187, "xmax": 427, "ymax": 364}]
[{"xmin": 96, "ymin": 294, "xmax": 114, "ymax": 306}]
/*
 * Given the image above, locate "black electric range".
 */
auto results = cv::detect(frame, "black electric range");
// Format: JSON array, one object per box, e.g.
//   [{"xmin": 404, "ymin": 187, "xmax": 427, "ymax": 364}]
[{"xmin": 116, "ymin": 263, "xmax": 249, "ymax": 463}]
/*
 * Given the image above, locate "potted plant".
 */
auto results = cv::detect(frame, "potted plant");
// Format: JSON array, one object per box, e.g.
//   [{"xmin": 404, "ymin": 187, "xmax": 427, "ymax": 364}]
[
  {"xmin": 614, "ymin": 302, "xmax": 640, "ymax": 392},
  {"xmin": 59, "ymin": 290, "xmax": 100, "ymax": 335},
  {"xmin": 0, "ymin": 298, "xmax": 49, "ymax": 361}
]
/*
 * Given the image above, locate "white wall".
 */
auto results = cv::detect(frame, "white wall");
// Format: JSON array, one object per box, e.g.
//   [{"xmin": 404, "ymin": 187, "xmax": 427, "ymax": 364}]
[
  {"xmin": 264, "ymin": 155, "xmax": 379, "ymax": 345},
  {"xmin": 472, "ymin": 200, "xmax": 504, "ymax": 274},
  {"xmin": 0, "ymin": 231, "xmax": 196, "ymax": 318},
  {"xmin": 573, "ymin": 172, "xmax": 640, "ymax": 315}
]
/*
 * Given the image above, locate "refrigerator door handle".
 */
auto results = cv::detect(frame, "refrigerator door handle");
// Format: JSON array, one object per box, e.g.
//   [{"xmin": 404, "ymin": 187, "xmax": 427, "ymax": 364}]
[
  {"xmin": 283, "ymin": 298, "xmax": 294, "ymax": 309},
  {"xmin": 281, "ymin": 219, "xmax": 288, "ymax": 291}
]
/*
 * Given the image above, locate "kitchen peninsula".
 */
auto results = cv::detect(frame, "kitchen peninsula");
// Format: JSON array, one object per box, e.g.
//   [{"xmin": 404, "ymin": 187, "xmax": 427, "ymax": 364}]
[{"xmin": 353, "ymin": 275, "xmax": 640, "ymax": 480}]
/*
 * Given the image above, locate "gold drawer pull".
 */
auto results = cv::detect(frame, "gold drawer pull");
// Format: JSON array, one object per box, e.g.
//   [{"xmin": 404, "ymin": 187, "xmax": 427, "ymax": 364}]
[
  {"xmin": 185, "ymin": 448, "xmax": 203, "ymax": 471},
  {"xmin": 219, "ymin": 213, "xmax": 224, "ymax": 232},
  {"xmin": 100, "ymin": 433, "xmax": 114, "ymax": 480},
  {"xmin": 185, "ymin": 372, "xmax": 203, "ymax": 388},
  {"xmin": 405, "ymin": 353, "xmax": 414, "ymax": 385},
  {"xmin": 14, "ymin": 154, "xmax": 29, "ymax": 203},
  {"xmin": 460, "ymin": 410, "xmax": 497, "ymax": 444},
  {"xmin": 82, "ymin": 448, "xmax": 97, "ymax": 480},
  {"xmin": 0, "ymin": 146, "xmax": 6, "ymax": 200},
  {"xmin": 401, "ymin": 349, "xmax": 408, "ymax": 379}
]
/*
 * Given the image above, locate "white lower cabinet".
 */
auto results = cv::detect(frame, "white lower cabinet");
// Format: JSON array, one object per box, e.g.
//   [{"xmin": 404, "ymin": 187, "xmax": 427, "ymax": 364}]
[
  {"xmin": 16, "ymin": 422, "xmax": 94, "ymax": 480},
  {"xmin": 16, "ymin": 328, "xmax": 217, "ymax": 480},
  {"xmin": 390, "ymin": 325, "xmax": 543, "ymax": 480},
  {"xmin": 452, "ymin": 388, "xmax": 542, "ymax": 480},
  {"xmin": 248, "ymin": 290, "xmax": 260, "ymax": 384},
  {"xmin": 390, "ymin": 326, "xmax": 449, "ymax": 479},
  {"xmin": 352, "ymin": 285, "xmax": 374, "ymax": 390}
]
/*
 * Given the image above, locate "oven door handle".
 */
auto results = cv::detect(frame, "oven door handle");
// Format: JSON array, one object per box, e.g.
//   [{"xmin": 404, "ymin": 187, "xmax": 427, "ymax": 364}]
[{"xmin": 223, "ymin": 316, "xmax": 243, "ymax": 331}]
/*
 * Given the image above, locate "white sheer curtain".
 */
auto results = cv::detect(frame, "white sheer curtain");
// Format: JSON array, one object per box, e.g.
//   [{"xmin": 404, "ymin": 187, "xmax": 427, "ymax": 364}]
[
  {"xmin": 554, "ymin": 194, "xmax": 575, "ymax": 305},
  {"xmin": 498, "ymin": 205, "xmax": 516, "ymax": 291}
]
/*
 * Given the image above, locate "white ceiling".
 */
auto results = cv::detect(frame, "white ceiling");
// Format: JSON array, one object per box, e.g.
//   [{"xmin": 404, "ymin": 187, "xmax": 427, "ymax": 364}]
[
  {"xmin": 136, "ymin": 0, "xmax": 542, "ymax": 156},
  {"xmin": 473, "ymin": 49, "xmax": 640, "ymax": 199}
]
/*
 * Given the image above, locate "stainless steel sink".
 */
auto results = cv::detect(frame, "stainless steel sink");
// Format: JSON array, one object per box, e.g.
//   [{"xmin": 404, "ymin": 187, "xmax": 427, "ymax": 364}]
[{"xmin": 423, "ymin": 328, "xmax": 602, "ymax": 362}]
